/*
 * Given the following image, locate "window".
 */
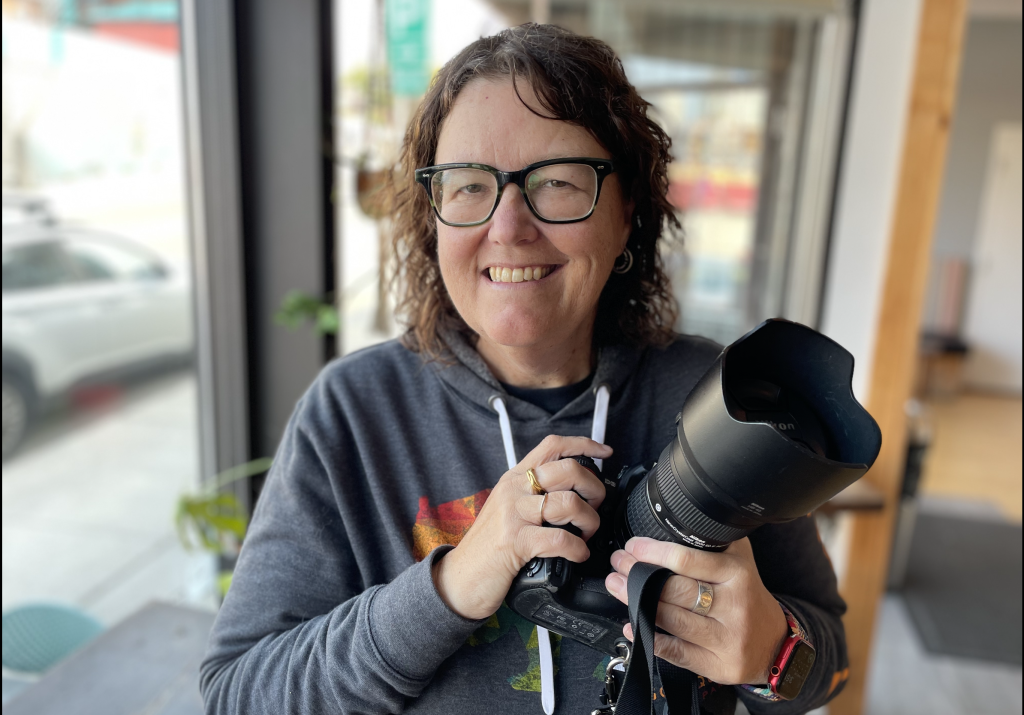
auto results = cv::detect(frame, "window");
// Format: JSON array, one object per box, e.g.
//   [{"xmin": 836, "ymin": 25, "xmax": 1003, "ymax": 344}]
[
  {"xmin": 581, "ymin": 2, "xmax": 855, "ymax": 345},
  {"xmin": 2, "ymin": 1, "xmax": 211, "ymax": 648},
  {"xmin": 2, "ymin": 241, "xmax": 78, "ymax": 291},
  {"xmin": 64, "ymin": 237, "xmax": 167, "ymax": 282}
]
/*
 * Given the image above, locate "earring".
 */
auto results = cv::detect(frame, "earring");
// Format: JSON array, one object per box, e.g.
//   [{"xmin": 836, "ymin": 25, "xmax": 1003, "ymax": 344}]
[{"xmin": 613, "ymin": 247, "xmax": 634, "ymax": 274}]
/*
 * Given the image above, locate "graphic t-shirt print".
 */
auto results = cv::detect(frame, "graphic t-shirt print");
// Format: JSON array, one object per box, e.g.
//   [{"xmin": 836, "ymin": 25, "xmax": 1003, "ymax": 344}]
[{"xmin": 411, "ymin": 489, "xmax": 584, "ymax": 692}]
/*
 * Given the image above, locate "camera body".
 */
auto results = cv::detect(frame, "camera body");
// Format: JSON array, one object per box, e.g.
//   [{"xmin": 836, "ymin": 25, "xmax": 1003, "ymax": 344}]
[
  {"xmin": 507, "ymin": 459, "xmax": 644, "ymax": 655},
  {"xmin": 506, "ymin": 319, "xmax": 882, "ymax": 656}
]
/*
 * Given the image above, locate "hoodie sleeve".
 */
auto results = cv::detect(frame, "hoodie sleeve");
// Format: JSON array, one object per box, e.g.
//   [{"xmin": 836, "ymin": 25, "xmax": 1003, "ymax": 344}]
[
  {"xmin": 199, "ymin": 393, "xmax": 485, "ymax": 714},
  {"xmin": 736, "ymin": 516, "xmax": 849, "ymax": 714}
]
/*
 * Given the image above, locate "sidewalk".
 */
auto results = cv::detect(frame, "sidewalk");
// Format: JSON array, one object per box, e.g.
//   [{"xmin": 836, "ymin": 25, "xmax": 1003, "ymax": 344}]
[{"xmin": 1, "ymin": 370, "xmax": 216, "ymax": 628}]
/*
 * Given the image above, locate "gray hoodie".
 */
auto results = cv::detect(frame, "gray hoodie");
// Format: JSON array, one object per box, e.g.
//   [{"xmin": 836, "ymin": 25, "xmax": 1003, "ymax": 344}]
[{"xmin": 200, "ymin": 333, "xmax": 848, "ymax": 714}]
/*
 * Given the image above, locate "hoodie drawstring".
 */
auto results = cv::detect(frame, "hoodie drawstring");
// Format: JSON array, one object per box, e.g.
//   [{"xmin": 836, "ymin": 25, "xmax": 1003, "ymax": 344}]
[
  {"xmin": 590, "ymin": 384, "xmax": 610, "ymax": 471},
  {"xmin": 490, "ymin": 384, "xmax": 611, "ymax": 715}
]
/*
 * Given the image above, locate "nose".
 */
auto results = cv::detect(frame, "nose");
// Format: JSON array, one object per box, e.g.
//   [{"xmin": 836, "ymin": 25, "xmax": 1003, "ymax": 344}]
[{"xmin": 487, "ymin": 184, "xmax": 538, "ymax": 246}]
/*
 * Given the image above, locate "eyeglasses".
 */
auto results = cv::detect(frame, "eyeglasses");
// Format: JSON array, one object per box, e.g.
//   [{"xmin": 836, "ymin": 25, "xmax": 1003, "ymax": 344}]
[{"xmin": 414, "ymin": 157, "xmax": 616, "ymax": 227}]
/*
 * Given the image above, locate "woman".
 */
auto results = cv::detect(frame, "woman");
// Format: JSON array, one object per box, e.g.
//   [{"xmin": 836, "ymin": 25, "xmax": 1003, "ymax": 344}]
[{"xmin": 201, "ymin": 24, "xmax": 847, "ymax": 715}]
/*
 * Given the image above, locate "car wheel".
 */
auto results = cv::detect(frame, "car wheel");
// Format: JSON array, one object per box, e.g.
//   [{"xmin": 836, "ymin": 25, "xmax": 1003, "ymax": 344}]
[{"xmin": 2, "ymin": 372, "xmax": 33, "ymax": 460}]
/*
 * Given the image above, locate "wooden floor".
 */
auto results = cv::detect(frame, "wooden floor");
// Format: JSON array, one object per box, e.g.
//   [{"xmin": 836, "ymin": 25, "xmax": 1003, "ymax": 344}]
[{"xmin": 919, "ymin": 392, "xmax": 1023, "ymax": 521}]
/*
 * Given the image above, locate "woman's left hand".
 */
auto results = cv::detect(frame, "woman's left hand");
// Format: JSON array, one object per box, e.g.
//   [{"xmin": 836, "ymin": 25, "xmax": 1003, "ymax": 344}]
[{"xmin": 604, "ymin": 536, "xmax": 789, "ymax": 686}]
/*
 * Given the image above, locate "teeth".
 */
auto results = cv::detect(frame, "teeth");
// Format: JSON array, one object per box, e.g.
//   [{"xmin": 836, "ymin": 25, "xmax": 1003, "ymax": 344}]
[{"xmin": 488, "ymin": 266, "xmax": 552, "ymax": 283}]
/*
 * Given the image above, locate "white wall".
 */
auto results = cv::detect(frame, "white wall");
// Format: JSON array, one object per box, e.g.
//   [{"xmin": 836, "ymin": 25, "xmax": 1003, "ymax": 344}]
[
  {"xmin": 923, "ymin": 19, "xmax": 1022, "ymax": 331},
  {"xmin": 819, "ymin": 0, "xmax": 924, "ymax": 402}
]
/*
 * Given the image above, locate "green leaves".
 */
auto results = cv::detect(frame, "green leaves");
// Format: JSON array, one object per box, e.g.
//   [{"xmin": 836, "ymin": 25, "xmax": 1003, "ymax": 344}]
[
  {"xmin": 174, "ymin": 457, "xmax": 272, "ymax": 555},
  {"xmin": 275, "ymin": 290, "xmax": 340, "ymax": 336},
  {"xmin": 175, "ymin": 492, "xmax": 247, "ymax": 554},
  {"xmin": 175, "ymin": 458, "xmax": 272, "ymax": 597}
]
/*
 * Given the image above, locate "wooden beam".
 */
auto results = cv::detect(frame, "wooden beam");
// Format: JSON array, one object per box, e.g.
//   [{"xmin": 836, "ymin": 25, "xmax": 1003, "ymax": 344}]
[{"xmin": 830, "ymin": 1, "xmax": 968, "ymax": 713}]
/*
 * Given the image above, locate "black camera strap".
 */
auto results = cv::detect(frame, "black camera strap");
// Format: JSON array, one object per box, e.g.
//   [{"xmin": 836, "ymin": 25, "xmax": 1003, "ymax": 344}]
[{"xmin": 615, "ymin": 562, "xmax": 701, "ymax": 715}]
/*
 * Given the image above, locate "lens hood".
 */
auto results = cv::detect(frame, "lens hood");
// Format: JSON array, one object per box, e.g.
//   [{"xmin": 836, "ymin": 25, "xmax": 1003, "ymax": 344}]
[{"xmin": 671, "ymin": 318, "xmax": 882, "ymax": 524}]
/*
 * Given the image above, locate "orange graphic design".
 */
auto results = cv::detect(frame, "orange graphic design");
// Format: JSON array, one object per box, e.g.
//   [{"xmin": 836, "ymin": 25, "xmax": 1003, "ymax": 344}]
[
  {"xmin": 827, "ymin": 667, "xmax": 849, "ymax": 696},
  {"xmin": 412, "ymin": 488, "xmax": 491, "ymax": 561}
]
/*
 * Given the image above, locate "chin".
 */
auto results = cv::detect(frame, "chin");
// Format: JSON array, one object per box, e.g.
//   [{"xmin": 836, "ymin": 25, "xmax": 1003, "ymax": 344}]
[{"xmin": 478, "ymin": 315, "xmax": 555, "ymax": 349}]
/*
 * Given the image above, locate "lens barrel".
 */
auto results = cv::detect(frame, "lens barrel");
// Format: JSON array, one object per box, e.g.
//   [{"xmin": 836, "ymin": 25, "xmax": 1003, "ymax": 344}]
[{"xmin": 624, "ymin": 319, "xmax": 882, "ymax": 550}]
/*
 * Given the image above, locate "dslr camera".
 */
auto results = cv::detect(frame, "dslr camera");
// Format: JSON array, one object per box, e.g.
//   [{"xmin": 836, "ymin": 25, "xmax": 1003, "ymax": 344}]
[{"xmin": 507, "ymin": 319, "xmax": 882, "ymax": 656}]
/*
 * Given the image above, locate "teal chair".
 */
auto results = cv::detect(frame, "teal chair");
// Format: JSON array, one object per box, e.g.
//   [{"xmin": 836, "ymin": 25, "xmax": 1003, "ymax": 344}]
[{"xmin": 1, "ymin": 604, "xmax": 103, "ymax": 673}]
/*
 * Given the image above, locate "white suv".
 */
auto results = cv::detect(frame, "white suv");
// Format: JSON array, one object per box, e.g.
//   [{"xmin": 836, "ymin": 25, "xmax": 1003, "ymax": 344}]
[{"xmin": 2, "ymin": 221, "xmax": 193, "ymax": 458}]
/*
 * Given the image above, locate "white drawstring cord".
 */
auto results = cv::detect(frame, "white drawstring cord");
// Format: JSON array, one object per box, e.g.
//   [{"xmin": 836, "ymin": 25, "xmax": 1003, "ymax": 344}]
[
  {"xmin": 591, "ymin": 384, "xmax": 610, "ymax": 470},
  {"xmin": 491, "ymin": 388, "xmax": 611, "ymax": 715},
  {"xmin": 490, "ymin": 395, "xmax": 556, "ymax": 715},
  {"xmin": 490, "ymin": 396, "xmax": 518, "ymax": 475}
]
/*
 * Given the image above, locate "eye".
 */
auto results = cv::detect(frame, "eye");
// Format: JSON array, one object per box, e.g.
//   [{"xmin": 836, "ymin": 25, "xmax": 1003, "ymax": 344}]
[{"xmin": 460, "ymin": 183, "xmax": 485, "ymax": 194}]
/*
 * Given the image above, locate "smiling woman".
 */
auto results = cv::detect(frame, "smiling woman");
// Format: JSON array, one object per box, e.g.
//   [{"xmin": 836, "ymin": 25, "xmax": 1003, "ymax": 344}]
[
  {"xmin": 201, "ymin": 23, "xmax": 849, "ymax": 715},
  {"xmin": 391, "ymin": 27, "xmax": 680, "ymax": 370},
  {"xmin": 429, "ymin": 79, "xmax": 632, "ymax": 388}
]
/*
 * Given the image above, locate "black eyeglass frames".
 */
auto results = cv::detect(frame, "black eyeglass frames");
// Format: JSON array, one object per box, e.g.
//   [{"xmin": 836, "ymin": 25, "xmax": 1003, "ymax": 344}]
[{"xmin": 414, "ymin": 157, "xmax": 616, "ymax": 227}]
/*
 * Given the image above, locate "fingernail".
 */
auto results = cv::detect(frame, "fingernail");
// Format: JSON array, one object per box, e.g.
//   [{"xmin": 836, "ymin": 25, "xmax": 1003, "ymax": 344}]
[
  {"xmin": 610, "ymin": 550, "xmax": 624, "ymax": 569},
  {"xmin": 606, "ymin": 573, "xmax": 625, "ymax": 593},
  {"xmin": 624, "ymin": 537, "xmax": 638, "ymax": 554},
  {"xmin": 623, "ymin": 624, "xmax": 634, "ymax": 641}
]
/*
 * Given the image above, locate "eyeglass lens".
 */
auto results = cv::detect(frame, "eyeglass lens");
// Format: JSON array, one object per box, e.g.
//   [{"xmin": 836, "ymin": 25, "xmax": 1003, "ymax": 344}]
[{"xmin": 430, "ymin": 164, "xmax": 599, "ymax": 225}]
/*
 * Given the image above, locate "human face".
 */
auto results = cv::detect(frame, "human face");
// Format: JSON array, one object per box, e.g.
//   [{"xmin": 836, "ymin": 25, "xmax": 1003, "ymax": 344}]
[{"xmin": 434, "ymin": 79, "xmax": 632, "ymax": 367}]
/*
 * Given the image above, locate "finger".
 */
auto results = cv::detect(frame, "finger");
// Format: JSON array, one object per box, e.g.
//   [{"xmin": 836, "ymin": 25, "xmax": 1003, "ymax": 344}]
[
  {"xmin": 521, "ymin": 435, "xmax": 612, "ymax": 468},
  {"xmin": 607, "ymin": 551, "xmax": 729, "ymax": 618},
  {"xmin": 517, "ymin": 492, "xmax": 600, "ymax": 539},
  {"xmin": 651, "ymin": 600, "xmax": 724, "ymax": 650},
  {"xmin": 620, "ymin": 626, "xmax": 720, "ymax": 681},
  {"xmin": 540, "ymin": 491, "xmax": 601, "ymax": 539},
  {"xmin": 651, "ymin": 633, "xmax": 721, "ymax": 681},
  {"xmin": 624, "ymin": 537, "xmax": 736, "ymax": 583},
  {"xmin": 518, "ymin": 524, "xmax": 590, "ymax": 563},
  {"xmin": 532, "ymin": 458, "xmax": 606, "ymax": 505}
]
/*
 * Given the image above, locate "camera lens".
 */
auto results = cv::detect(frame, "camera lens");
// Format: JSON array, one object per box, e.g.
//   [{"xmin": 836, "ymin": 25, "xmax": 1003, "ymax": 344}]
[
  {"xmin": 621, "ymin": 319, "xmax": 881, "ymax": 552},
  {"xmin": 622, "ymin": 443, "xmax": 757, "ymax": 550}
]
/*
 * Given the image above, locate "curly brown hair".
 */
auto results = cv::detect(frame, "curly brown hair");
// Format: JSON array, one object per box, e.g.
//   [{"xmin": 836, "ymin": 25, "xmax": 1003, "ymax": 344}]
[{"xmin": 389, "ymin": 23, "xmax": 680, "ymax": 359}]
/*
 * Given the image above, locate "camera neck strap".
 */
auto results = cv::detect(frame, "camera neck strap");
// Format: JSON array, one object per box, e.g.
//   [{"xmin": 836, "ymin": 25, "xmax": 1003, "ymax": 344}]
[{"xmin": 615, "ymin": 562, "xmax": 700, "ymax": 715}]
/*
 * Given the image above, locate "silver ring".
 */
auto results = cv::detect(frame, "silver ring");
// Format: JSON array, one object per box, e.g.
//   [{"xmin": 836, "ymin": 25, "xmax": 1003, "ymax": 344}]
[
  {"xmin": 539, "ymin": 493, "xmax": 549, "ymax": 525},
  {"xmin": 692, "ymin": 581, "xmax": 714, "ymax": 616}
]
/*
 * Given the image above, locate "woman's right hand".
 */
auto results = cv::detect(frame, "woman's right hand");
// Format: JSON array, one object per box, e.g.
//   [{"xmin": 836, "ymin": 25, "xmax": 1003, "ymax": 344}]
[{"xmin": 432, "ymin": 435, "xmax": 612, "ymax": 620}]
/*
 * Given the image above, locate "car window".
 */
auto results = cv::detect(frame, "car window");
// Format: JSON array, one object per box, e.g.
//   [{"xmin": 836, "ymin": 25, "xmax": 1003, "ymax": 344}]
[
  {"xmin": 64, "ymin": 238, "xmax": 166, "ymax": 282},
  {"xmin": 2, "ymin": 242, "xmax": 79, "ymax": 292}
]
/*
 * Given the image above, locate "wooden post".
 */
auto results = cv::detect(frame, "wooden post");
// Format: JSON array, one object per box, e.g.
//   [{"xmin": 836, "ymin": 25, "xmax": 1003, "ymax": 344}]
[{"xmin": 830, "ymin": 1, "xmax": 968, "ymax": 713}]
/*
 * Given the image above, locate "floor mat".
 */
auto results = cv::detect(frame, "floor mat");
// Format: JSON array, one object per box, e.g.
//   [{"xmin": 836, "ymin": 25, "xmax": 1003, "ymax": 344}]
[{"xmin": 901, "ymin": 512, "xmax": 1022, "ymax": 665}]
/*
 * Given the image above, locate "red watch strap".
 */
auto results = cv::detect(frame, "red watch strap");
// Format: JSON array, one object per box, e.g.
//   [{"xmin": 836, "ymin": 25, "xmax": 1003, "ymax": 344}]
[{"xmin": 740, "ymin": 602, "xmax": 814, "ymax": 702}]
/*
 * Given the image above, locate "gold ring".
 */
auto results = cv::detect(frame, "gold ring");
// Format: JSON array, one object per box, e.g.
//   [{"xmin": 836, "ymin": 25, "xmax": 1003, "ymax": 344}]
[{"xmin": 526, "ymin": 468, "xmax": 545, "ymax": 495}]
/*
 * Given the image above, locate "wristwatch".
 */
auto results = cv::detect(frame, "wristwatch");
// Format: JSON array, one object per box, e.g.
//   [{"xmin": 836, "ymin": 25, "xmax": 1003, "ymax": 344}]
[
  {"xmin": 741, "ymin": 603, "xmax": 816, "ymax": 702},
  {"xmin": 767, "ymin": 604, "xmax": 816, "ymax": 700}
]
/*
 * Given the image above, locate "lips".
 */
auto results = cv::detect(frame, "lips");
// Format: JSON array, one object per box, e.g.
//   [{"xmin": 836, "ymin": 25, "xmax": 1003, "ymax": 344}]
[{"xmin": 486, "ymin": 266, "xmax": 554, "ymax": 283}]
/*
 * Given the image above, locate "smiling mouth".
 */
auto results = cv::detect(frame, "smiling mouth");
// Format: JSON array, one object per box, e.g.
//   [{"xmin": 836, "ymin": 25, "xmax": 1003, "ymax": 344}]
[{"xmin": 486, "ymin": 265, "xmax": 557, "ymax": 283}]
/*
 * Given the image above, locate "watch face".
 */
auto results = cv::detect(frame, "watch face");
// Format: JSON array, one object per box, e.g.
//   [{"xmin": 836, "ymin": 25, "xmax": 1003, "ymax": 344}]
[{"xmin": 777, "ymin": 641, "xmax": 816, "ymax": 700}]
